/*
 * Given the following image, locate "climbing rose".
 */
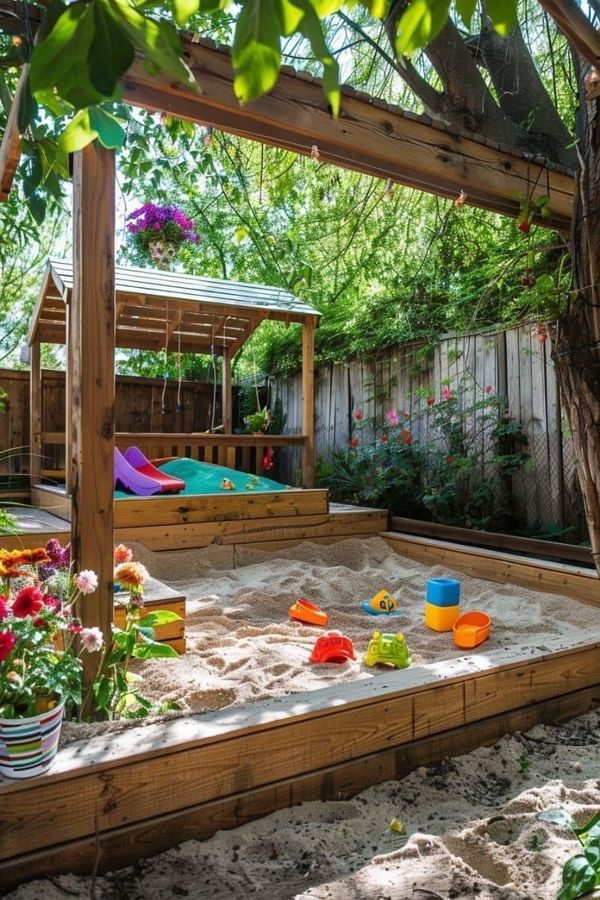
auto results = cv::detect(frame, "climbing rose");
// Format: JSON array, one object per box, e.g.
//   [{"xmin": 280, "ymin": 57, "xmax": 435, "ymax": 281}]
[
  {"xmin": 385, "ymin": 410, "xmax": 399, "ymax": 426},
  {"xmin": 447, "ymin": 456, "xmax": 455, "ymax": 465},
  {"xmin": 485, "ymin": 385, "xmax": 494, "ymax": 395},
  {"xmin": 12, "ymin": 585, "xmax": 44, "ymax": 618},
  {"xmin": 80, "ymin": 627, "xmax": 104, "ymax": 653},
  {"xmin": 403, "ymin": 410, "xmax": 410, "ymax": 419},
  {"xmin": 381, "ymin": 433, "xmax": 389, "ymax": 443},
  {"xmin": 354, "ymin": 410, "xmax": 363, "ymax": 421},
  {"xmin": 426, "ymin": 396, "xmax": 435, "ymax": 406},
  {"xmin": 0, "ymin": 631, "xmax": 16, "ymax": 661},
  {"xmin": 400, "ymin": 430, "xmax": 413, "ymax": 445},
  {"xmin": 350, "ymin": 437, "xmax": 359, "ymax": 448},
  {"xmin": 441, "ymin": 387, "xmax": 453, "ymax": 402},
  {"xmin": 74, "ymin": 570, "xmax": 98, "ymax": 595}
]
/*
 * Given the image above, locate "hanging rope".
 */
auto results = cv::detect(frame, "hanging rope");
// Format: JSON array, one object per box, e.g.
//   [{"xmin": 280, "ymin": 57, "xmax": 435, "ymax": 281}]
[{"xmin": 161, "ymin": 300, "xmax": 169, "ymax": 415}]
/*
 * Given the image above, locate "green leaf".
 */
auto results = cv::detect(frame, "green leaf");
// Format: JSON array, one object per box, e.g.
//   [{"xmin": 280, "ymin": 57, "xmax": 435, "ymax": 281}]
[
  {"xmin": 18, "ymin": 77, "xmax": 38, "ymax": 134},
  {"xmin": 105, "ymin": 0, "xmax": 196, "ymax": 90},
  {"xmin": 232, "ymin": 0, "xmax": 283, "ymax": 103},
  {"xmin": 485, "ymin": 0, "xmax": 518, "ymax": 37},
  {"xmin": 278, "ymin": 0, "xmax": 305, "ymax": 35},
  {"xmin": 88, "ymin": 106, "xmax": 126, "ymax": 148},
  {"xmin": 396, "ymin": 0, "xmax": 451, "ymax": 57},
  {"xmin": 557, "ymin": 854, "xmax": 597, "ymax": 900},
  {"xmin": 138, "ymin": 610, "xmax": 183, "ymax": 627},
  {"xmin": 28, "ymin": 192, "xmax": 47, "ymax": 225},
  {"xmin": 584, "ymin": 836, "xmax": 600, "ymax": 869},
  {"xmin": 288, "ymin": 0, "xmax": 340, "ymax": 115},
  {"xmin": 312, "ymin": 0, "xmax": 344, "ymax": 14},
  {"xmin": 132, "ymin": 641, "xmax": 180, "ymax": 659},
  {"xmin": 361, "ymin": 0, "xmax": 391, "ymax": 17},
  {"xmin": 170, "ymin": 0, "xmax": 200, "ymax": 27},
  {"xmin": 58, "ymin": 109, "xmax": 97, "ymax": 153},
  {"xmin": 455, "ymin": 0, "xmax": 476, "ymax": 28},
  {"xmin": 537, "ymin": 809, "xmax": 576, "ymax": 830},
  {"xmin": 90, "ymin": 0, "xmax": 135, "ymax": 96}
]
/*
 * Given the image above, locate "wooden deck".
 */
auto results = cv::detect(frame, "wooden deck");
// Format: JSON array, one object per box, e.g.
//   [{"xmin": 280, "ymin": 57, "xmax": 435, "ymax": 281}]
[
  {"xmin": 1, "ymin": 632, "xmax": 599, "ymax": 888},
  {"xmin": 25, "ymin": 487, "xmax": 389, "ymax": 551}
]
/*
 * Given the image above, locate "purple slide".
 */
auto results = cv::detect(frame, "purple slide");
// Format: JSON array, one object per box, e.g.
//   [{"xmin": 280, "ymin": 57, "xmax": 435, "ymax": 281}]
[{"xmin": 114, "ymin": 447, "xmax": 161, "ymax": 496}]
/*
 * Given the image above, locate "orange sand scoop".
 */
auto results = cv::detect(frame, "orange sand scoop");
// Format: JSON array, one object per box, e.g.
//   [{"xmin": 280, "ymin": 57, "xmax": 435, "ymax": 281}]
[
  {"xmin": 289, "ymin": 598, "xmax": 328, "ymax": 627},
  {"xmin": 309, "ymin": 631, "xmax": 356, "ymax": 664},
  {"xmin": 453, "ymin": 611, "xmax": 491, "ymax": 649}
]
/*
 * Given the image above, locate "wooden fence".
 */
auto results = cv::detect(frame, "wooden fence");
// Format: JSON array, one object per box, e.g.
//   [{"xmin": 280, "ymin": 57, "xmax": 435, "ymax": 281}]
[
  {"xmin": 271, "ymin": 324, "xmax": 584, "ymax": 534},
  {"xmin": 0, "ymin": 370, "xmax": 224, "ymax": 478}
]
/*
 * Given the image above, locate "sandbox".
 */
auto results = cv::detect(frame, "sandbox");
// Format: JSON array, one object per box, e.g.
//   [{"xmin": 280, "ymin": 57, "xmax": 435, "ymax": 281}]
[{"xmin": 1, "ymin": 537, "xmax": 600, "ymax": 890}]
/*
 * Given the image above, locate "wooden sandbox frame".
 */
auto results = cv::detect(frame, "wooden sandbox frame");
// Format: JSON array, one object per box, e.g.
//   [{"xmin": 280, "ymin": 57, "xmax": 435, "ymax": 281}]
[{"xmin": 1, "ymin": 624, "xmax": 600, "ymax": 891}]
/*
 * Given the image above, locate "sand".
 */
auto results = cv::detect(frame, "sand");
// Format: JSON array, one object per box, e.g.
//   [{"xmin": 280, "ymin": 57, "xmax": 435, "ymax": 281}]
[
  {"xmin": 6, "ymin": 537, "xmax": 600, "ymax": 899},
  {"xmin": 61, "ymin": 536, "xmax": 600, "ymax": 745},
  {"xmin": 8, "ymin": 707, "xmax": 600, "ymax": 899}
]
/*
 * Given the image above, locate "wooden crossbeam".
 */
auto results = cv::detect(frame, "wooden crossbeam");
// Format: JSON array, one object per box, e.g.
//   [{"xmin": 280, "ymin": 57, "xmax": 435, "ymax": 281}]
[
  {"xmin": 0, "ymin": 65, "xmax": 26, "ymax": 201},
  {"xmin": 538, "ymin": 0, "xmax": 600, "ymax": 66},
  {"xmin": 121, "ymin": 37, "xmax": 574, "ymax": 231}
]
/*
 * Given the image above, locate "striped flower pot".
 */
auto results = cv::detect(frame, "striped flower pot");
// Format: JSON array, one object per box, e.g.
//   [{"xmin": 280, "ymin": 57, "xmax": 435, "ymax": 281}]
[{"xmin": 0, "ymin": 700, "xmax": 65, "ymax": 779}]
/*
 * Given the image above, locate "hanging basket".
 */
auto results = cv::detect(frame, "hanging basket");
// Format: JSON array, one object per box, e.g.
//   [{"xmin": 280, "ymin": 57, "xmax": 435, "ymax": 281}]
[
  {"xmin": 148, "ymin": 239, "xmax": 180, "ymax": 270},
  {"xmin": 0, "ymin": 699, "xmax": 65, "ymax": 779}
]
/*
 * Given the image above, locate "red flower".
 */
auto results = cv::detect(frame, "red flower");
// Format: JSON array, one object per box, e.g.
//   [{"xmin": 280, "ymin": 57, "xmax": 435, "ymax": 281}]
[
  {"xmin": 350, "ymin": 437, "xmax": 359, "ymax": 448},
  {"xmin": 0, "ymin": 630, "xmax": 16, "ymax": 661},
  {"xmin": 380, "ymin": 433, "xmax": 389, "ymax": 443},
  {"xmin": 447, "ymin": 456, "xmax": 455, "ymax": 465},
  {"xmin": 12, "ymin": 585, "xmax": 44, "ymax": 618},
  {"xmin": 518, "ymin": 220, "xmax": 530, "ymax": 233},
  {"xmin": 400, "ymin": 429, "xmax": 413, "ymax": 445},
  {"xmin": 354, "ymin": 410, "xmax": 363, "ymax": 421},
  {"xmin": 0, "ymin": 595, "xmax": 8, "ymax": 620},
  {"xmin": 426, "ymin": 396, "xmax": 435, "ymax": 407}
]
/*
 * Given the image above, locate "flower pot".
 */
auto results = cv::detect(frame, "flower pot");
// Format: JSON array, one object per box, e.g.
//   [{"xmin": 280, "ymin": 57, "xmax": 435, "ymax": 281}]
[
  {"xmin": 0, "ymin": 699, "xmax": 65, "ymax": 779},
  {"xmin": 148, "ymin": 239, "xmax": 179, "ymax": 270}
]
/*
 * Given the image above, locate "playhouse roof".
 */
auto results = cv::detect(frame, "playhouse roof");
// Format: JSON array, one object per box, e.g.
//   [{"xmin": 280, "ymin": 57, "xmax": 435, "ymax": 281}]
[{"xmin": 29, "ymin": 258, "xmax": 320, "ymax": 356}]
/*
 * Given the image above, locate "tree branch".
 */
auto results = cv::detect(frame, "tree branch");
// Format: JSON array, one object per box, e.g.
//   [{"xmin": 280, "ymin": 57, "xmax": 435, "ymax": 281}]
[{"xmin": 537, "ymin": 0, "xmax": 600, "ymax": 65}]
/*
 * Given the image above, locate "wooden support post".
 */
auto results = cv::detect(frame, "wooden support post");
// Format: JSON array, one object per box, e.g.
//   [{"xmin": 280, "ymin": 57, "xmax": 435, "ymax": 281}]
[
  {"xmin": 302, "ymin": 318, "xmax": 316, "ymax": 488},
  {"xmin": 64, "ymin": 292, "xmax": 73, "ymax": 493},
  {"xmin": 222, "ymin": 350, "xmax": 232, "ymax": 434},
  {"xmin": 70, "ymin": 142, "xmax": 115, "ymax": 691},
  {"xmin": 29, "ymin": 337, "xmax": 41, "ymax": 484}
]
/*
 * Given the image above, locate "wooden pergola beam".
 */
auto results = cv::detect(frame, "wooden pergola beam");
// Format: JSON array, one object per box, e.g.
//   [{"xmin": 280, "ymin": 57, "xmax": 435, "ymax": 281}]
[
  {"xmin": 0, "ymin": 65, "xmax": 26, "ymax": 201},
  {"xmin": 537, "ymin": 0, "xmax": 600, "ymax": 66},
  {"xmin": 121, "ymin": 37, "xmax": 574, "ymax": 232}
]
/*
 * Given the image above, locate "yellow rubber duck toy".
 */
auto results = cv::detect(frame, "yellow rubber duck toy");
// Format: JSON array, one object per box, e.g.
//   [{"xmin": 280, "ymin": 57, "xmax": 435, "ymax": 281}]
[{"xmin": 220, "ymin": 477, "xmax": 236, "ymax": 491}]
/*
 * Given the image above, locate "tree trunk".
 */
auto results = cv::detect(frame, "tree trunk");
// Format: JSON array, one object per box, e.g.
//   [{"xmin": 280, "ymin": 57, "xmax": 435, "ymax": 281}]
[{"xmin": 551, "ymin": 61, "xmax": 600, "ymax": 577}]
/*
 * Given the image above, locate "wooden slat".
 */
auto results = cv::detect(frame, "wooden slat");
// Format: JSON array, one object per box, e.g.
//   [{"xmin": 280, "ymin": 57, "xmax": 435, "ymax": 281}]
[
  {"xmin": 302, "ymin": 319, "xmax": 316, "ymax": 487},
  {"xmin": 383, "ymin": 531, "xmax": 600, "ymax": 604},
  {"xmin": 1, "ymin": 633, "xmax": 600, "ymax": 864},
  {"xmin": 0, "ymin": 682, "xmax": 595, "ymax": 890},
  {"xmin": 538, "ymin": 0, "xmax": 600, "ymax": 65},
  {"xmin": 391, "ymin": 516, "xmax": 593, "ymax": 565},
  {"xmin": 121, "ymin": 39, "xmax": 573, "ymax": 231}
]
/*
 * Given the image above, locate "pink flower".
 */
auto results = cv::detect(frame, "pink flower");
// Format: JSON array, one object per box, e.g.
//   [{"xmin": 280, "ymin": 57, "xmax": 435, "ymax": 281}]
[
  {"xmin": 385, "ymin": 410, "xmax": 399, "ymax": 426},
  {"xmin": 403, "ymin": 410, "xmax": 410, "ymax": 419},
  {"xmin": 12, "ymin": 585, "xmax": 44, "ymax": 618},
  {"xmin": 68, "ymin": 620, "xmax": 83, "ymax": 634},
  {"xmin": 0, "ymin": 630, "xmax": 16, "ymax": 661},
  {"xmin": 441, "ymin": 387, "xmax": 453, "ymax": 402},
  {"xmin": 485, "ymin": 385, "xmax": 494, "ymax": 395},
  {"xmin": 354, "ymin": 410, "xmax": 363, "ymax": 421},
  {"xmin": 114, "ymin": 544, "xmax": 133, "ymax": 564},
  {"xmin": 44, "ymin": 596, "xmax": 62, "ymax": 612},
  {"xmin": 350, "ymin": 437, "xmax": 359, "ymax": 448},
  {"xmin": 80, "ymin": 627, "xmax": 104, "ymax": 653},
  {"xmin": 74, "ymin": 570, "xmax": 98, "ymax": 595}
]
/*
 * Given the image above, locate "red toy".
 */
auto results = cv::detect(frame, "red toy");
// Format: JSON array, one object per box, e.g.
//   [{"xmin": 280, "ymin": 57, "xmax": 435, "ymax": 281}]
[{"xmin": 309, "ymin": 631, "xmax": 356, "ymax": 664}]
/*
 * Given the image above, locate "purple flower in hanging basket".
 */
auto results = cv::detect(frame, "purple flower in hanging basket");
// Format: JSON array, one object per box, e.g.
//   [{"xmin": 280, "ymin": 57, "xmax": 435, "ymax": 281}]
[{"xmin": 126, "ymin": 203, "xmax": 200, "ymax": 257}]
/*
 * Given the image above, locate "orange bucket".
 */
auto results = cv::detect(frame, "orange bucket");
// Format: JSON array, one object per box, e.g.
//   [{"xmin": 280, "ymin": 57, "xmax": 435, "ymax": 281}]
[{"xmin": 453, "ymin": 611, "xmax": 491, "ymax": 649}]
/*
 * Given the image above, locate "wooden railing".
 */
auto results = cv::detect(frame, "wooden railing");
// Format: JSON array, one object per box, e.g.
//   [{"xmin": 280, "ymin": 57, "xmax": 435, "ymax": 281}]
[{"xmin": 41, "ymin": 431, "xmax": 307, "ymax": 480}]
